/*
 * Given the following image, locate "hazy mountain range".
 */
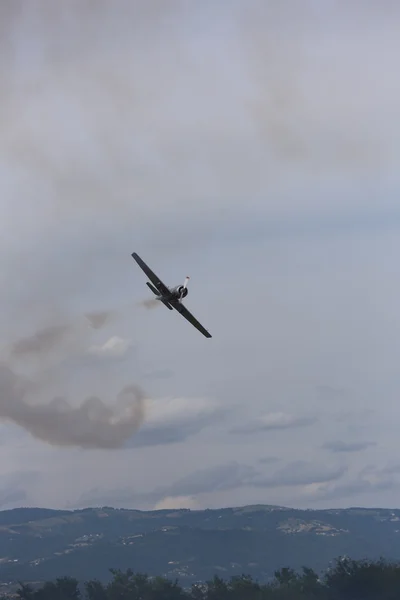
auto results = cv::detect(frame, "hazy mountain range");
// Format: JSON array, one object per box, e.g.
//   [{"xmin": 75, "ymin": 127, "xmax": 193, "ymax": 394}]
[{"xmin": 0, "ymin": 504, "xmax": 399, "ymax": 587}]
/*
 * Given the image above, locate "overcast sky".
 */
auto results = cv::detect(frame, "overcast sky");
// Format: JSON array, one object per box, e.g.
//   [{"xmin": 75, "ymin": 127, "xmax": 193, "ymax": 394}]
[{"xmin": 0, "ymin": 0, "xmax": 400, "ymax": 512}]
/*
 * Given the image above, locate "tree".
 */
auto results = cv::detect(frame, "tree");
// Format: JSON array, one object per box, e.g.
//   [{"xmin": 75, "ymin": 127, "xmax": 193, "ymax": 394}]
[
  {"xmin": 150, "ymin": 575, "xmax": 187, "ymax": 600},
  {"xmin": 228, "ymin": 574, "xmax": 263, "ymax": 600},
  {"xmin": 203, "ymin": 575, "xmax": 230, "ymax": 600},
  {"xmin": 105, "ymin": 569, "xmax": 151, "ymax": 600},
  {"xmin": 324, "ymin": 556, "xmax": 400, "ymax": 600},
  {"xmin": 13, "ymin": 556, "xmax": 400, "ymax": 600},
  {"xmin": 33, "ymin": 577, "xmax": 81, "ymax": 600},
  {"xmin": 16, "ymin": 583, "xmax": 35, "ymax": 600},
  {"xmin": 84, "ymin": 579, "xmax": 108, "ymax": 600},
  {"xmin": 273, "ymin": 567, "xmax": 298, "ymax": 587}
]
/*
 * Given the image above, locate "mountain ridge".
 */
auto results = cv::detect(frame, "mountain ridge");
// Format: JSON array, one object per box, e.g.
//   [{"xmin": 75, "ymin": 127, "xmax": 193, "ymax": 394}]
[{"xmin": 0, "ymin": 504, "xmax": 399, "ymax": 585}]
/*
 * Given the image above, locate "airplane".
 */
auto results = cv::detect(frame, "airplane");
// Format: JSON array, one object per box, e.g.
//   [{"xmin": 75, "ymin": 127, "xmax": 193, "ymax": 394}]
[{"xmin": 131, "ymin": 252, "xmax": 212, "ymax": 338}]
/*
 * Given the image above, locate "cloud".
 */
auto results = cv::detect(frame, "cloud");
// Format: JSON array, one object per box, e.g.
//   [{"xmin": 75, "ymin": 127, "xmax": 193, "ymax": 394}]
[
  {"xmin": 159, "ymin": 460, "xmax": 346, "ymax": 500},
  {"xmin": 322, "ymin": 440, "xmax": 376, "ymax": 453},
  {"xmin": 165, "ymin": 462, "xmax": 258, "ymax": 497},
  {"xmin": 94, "ymin": 460, "xmax": 346, "ymax": 509},
  {"xmin": 326, "ymin": 479, "xmax": 396, "ymax": 501},
  {"xmin": 126, "ymin": 397, "xmax": 226, "ymax": 448},
  {"xmin": 253, "ymin": 461, "xmax": 347, "ymax": 489},
  {"xmin": 0, "ymin": 489, "xmax": 27, "ymax": 507},
  {"xmin": 71, "ymin": 457, "xmax": 356, "ymax": 510},
  {"xmin": 258, "ymin": 457, "xmax": 280, "ymax": 465},
  {"xmin": 381, "ymin": 464, "xmax": 400, "ymax": 475},
  {"xmin": 231, "ymin": 412, "xmax": 317, "ymax": 434},
  {"xmin": 316, "ymin": 385, "xmax": 347, "ymax": 399},
  {"xmin": 305, "ymin": 477, "xmax": 397, "ymax": 504},
  {"xmin": 142, "ymin": 369, "xmax": 174, "ymax": 381},
  {"xmin": 71, "ymin": 486, "xmax": 137, "ymax": 510},
  {"xmin": 154, "ymin": 496, "xmax": 200, "ymax": 510},
  {"xmin": 77, "ymin": 462, "xmax": 259, "ymax": 509},
  {"xmin": 87, "ymin": 336, "xmax": 132, "ymax": 358},
  {"xmin": 0, "ymin": 470, "xmax": 40, "ymax": 508},
  {"xmin": 298, "ymin": 463, "xmax": 400, "ymax": 504},
  {"xmin": 1, "ymin": 0, "xmax": 398, "ymax": 283},
  {"xmin": 332, "ymin": 409, "xmax": 375, "ymax": 424}
]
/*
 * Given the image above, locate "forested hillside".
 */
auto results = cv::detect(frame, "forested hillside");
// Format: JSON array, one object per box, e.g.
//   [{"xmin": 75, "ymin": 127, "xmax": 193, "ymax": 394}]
[{"xmin": 0, "ymin": 505, "xmax": 400, "ymax": 587}]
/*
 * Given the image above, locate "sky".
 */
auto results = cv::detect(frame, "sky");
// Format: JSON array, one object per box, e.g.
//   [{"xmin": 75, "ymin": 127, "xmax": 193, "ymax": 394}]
[{"xmin": 0, "ymin": 0, "xmax": 400, "ymax": 512}]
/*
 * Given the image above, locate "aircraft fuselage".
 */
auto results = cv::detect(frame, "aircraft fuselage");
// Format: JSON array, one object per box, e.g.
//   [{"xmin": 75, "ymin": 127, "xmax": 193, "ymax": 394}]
[{"xmin": 146, "ymin": 279, "xmax": 189, "ymax": 308}]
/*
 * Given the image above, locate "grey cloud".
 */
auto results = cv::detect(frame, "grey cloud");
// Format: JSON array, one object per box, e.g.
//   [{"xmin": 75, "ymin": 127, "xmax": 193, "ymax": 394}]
[
  {"xmin": 10, "ymin": 325, "xmax": 69, "ymax": 358},
  {"xmin": 142, "ymin": 369, "xmax": 174, "ymax": 381},
  {"xmin": 258, "ymin": 457, "xmax": 280, "ymax": 465},
  {"xmin": 0, "ymin": 1, "xmax": 397, "ymax": 302},
  {"xmin": 125, "ymin": 406, "xmax": 228, "ymax": 448},
  {"xmin": 71, "ymin": 486, "xmax": 139, "ymax": 510},
  {"xmin": 5, "ymin": 471, "xmax": 40, "ymax": 486},
  {"xmin": 304, "ymin": 463, "xmax": 400, "ymax": 503},
  {"xmin": 252, "ymin": 461, "xmax": 347, "ymax": 488},
  {"xmin": 315, "ymin": 478, "xmax": 396, "ymax": 503},
  {"xmin": 76, "ymin": 460, "xmax": 347, "ymax": 509},
  {"xmin": 0, "ymin": 0, "xmax": 398, "ymax": 261},
  {"xmin": 359, "ymin": 464, "xmax": 400, "ymax": 478},
  {"xmin": 0, "ymin": 470, "xmax": 40, "ymax": 508},
  {"xmin": 0, "ymin": 365, "xmax": 145, "ymax": 449},
  {"xmin": 165, "ymin": 462, "xmax": 257, "ymax": 498},
  {"xmin": 333, "ymin": 409, "xmax": 375, "ymax": 424},
  {"xmin": 0, "ymin": 489, "xmax": 27, "ymax": 507},
  {"xmin": 126, "ymin": 425, "xmax": 199, "ymax": 448},
  {"xmin": 87, "ymin": 336, "xmax": 133, "ymax": 360},
  {"xmin": 76, "ymin": 462, "xmax": 259, "ymax": 509},
  {"xmin": 230, "ymin": 413, "xmax": 317, "ymax": 434},
  {"xmin": 316, "ymin": 385, "xmax": 347, "ymax": 398},
  {"xmin": 381, "ymin": 464, "xmax": 400, "ymax": 475},
  {"xmin": 322, "ymin": 441, "xmax": 376, "ymax": 453}
]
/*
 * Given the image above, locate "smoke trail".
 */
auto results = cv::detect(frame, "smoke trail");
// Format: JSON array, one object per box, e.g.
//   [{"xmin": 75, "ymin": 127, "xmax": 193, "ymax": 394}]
[
  {"xmin": 139, "ymin": 298, "xmax": 161, "ymax": 310},
  {"xmin": 10, "ymin": 325, "xmax": 69, "ymax": 357},
  {"xmin": 0, "ymin": 365, "xmax": 146, "ymax": 449},
  {"xmin": 9, "ymin": 310, "xmax": 116, "ymax": 359},
  {"xmin": 85, "ymin": 311, "xmax": 113, "ymax": 329},
  {"xmin": 3, "ymin": 313, "xmax": 141, "ymax": 448}
]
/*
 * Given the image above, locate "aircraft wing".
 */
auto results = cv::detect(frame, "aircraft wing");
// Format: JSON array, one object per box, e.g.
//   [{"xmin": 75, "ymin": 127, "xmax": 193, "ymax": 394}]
[
  {"xmin": 131, "ymin": 253, "xmax": 171, "ymax": 296},
  {"xmin": 171, "ymin": 301, "xmax": 212, "ymax": 338}
]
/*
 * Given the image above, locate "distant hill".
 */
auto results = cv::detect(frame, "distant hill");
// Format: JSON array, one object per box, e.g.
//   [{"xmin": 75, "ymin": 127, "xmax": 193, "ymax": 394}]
[{"xmin": 0, "ymin": 504, "xmax": 400, "ymax": 585}]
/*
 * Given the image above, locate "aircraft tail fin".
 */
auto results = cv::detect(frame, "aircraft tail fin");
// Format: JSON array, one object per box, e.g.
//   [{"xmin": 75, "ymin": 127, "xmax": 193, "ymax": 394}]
[
  {"xmin": 146, "ymin": 282, "xmax": 160, "ymax": 296},
  {"xmin": 146, "ymin": 282, "xmax": 173, "ymax": 310}
]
